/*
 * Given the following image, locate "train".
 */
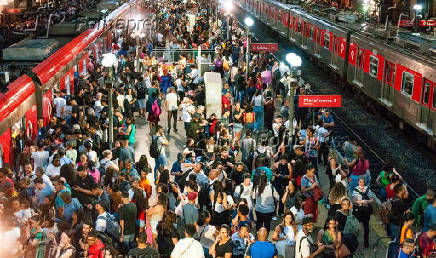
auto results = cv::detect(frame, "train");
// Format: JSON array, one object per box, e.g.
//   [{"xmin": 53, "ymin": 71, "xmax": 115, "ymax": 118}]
[
  {"xmin": 237, "ymin": 0, "xmax": 436, "ymax": 149},
  {"xmin": 0, "ymin": 0, "xmax": 135, "ymax": 167}
]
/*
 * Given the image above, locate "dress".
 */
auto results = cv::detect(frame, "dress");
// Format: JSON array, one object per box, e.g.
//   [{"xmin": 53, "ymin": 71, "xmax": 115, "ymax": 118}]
[{"xmin": 149, "ymin": 214, "xmax": 163, "ymax": 234}]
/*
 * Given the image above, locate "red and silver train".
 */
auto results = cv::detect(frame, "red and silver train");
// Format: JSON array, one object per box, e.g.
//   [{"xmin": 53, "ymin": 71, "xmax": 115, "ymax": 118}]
[
  {"xmin": 0, "ymin": 1, "xmax": 133, "ymax": 167},
  {"xmin": 238, "ymin": 0, "xmax": 436, "ymax": 148}
]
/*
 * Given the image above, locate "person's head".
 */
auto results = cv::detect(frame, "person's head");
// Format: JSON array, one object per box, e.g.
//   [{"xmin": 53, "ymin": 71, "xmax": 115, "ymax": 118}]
[
  {"xmin": 24, "ymin": 162, "xmax": 33, "ymax": 174},
  {"xmin": 197, "ymin": 210, "xmax": 211, "ymax": 226},
  {"xmin": 426, "ymin": 189, "xmax": 435, "ymax": 203},
  {"xmin": 294, "ymin": 145, "xmax": 303, "ymax": 155},
  {"xmin": 30, "ymin": 215, "xmax": 41, "ymax": 229},
  {"xmin": 394, "ymin": 184, "xmax": 408, "ymax": 199},
  {"xmin": 95, "ymin": 201, "xmax": 106, "ymax": 214},
  {"xmin": 340, "ymin": 197, "xmax": 352, "ymax": 212},
  {"xmin": 306, "ymin": 127, "xmax": 314, "ymax": 137},
  {"xmin": 33, "ymin": 178, "xmax": 45, "ymax": 190},
  {"xmin": 136, "ymin": 232, "xmax": 148, "ymax": 246},
  {"xmin": 53, "ymin": 178, "xmax": 65, "ymax": 192},
  {"xmin": 283, "ymin": 210, "xmax": 296, "ymax": 227},
  {"xmin": 401, "ymin": 238, "xmax": 415, "ymax": 255},
  {"xmin": 325, "ymin": 217, "xmax": 337, "ymax": 231},
  {"xmin": 279, "ymin": 155, "xmax": 288, "ymax": 165},
  {"xmin": 306, "ymin": 164, "xmax": 315, "ymax": 177},
  {"xmin": 358, "ymin": 176, "xmax": 366, "ymax": 187},
  {"xmin": 77, "ymin": 165, "xmax": 87, "ymax": 178},
  {"xmin": 257, "ymin": 227, "xmax": 268, "ymax": 241},
  {"xmin": 86, "ymin": 231, "xmax": 99, "ymax": 246},
  {"xmin": 427, "ymin": 224, "xmax": 436, "ymax": 238},
  {"xmin": 238, "ymin": 224, "xmax": 250, "ymax": 238},
  {"xmin": 184, "ymin": 223, "xmax": 197, "ymax": 238},
  {"xmin": 219, "ymin": 224, "xmax": 230, "ymax": 238},
  {"xmin": 82, "ymin": 223, "xmax": 92, "ymax": 235},
  {"xmin": 302, "ymin": 217, "xmax": 314, "ymax": 234},
  {"xmin": 59, "ymin": 229, "xmax": 74, "ymax": 246},
  {"xmin": 403, "ymin": 212, "xmax": 415, "ymax": 225}
]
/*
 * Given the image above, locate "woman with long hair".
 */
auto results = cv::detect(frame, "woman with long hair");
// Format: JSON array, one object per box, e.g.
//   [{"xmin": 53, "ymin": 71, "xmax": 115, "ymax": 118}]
[
  {"xmin": 211, "ymin": 181, "xmax": 233, "ymax": 227},
  {"xmin": 328, "ymin": 182, "xmax": 348, "ymax": 218},
  {"xmin": 301, "ymin": 164, "xmax": 320, "ymax": 222},
  {"xmin": 232, "ymin": 102, "xmax": 245, "ymax": 145},
  {"xmin": 196, "ymin": 210, "xmax": 216, "ymax": 258},
  {"xmin": 317, "ymin": 217, "xmax": 343, "ymax": 258},
  {"xmin": 304, "ymin": 127, "xmax": 320, "ymax": 173},
  {"xmin": 147, "ymin": 192, "xmax": 167, "ymax": 247},
  {"xmin": 252, "ymin": 173, "xmax": 279, "ymax": 234},
  {"xmin": 54, "ymin": 230, "xmax": 75, "ymax": 258},
  {"xmin": 272, "ymin": 210, "xmax": 297, "ymax": 258},
  {"xmin": 251, "ymin": 89, "xmax": 265, "ymax": 132},
  {"xmin": 348, "ymin": 149, "xmax": 370, "ymax": 194},
  {"xmin": 352, "ymin": 176, "xmax": 376, "ymax": 248},
  {"xmin": 156, "ymin": 210, "xmax": 178, "ymax": 258},
  {"xmin": 209, "ymin": 224, "xmax": 233, "ymax": 258}
]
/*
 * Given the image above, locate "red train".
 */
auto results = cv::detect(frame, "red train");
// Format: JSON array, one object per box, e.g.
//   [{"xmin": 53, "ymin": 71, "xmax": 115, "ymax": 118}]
[
  {"xmin": 239, "ymin": 0, "xmax": 436, "ymax": 149},
  {"xmin": 0, "ymin": 1, "xmax": 133, "ymax": 167}
]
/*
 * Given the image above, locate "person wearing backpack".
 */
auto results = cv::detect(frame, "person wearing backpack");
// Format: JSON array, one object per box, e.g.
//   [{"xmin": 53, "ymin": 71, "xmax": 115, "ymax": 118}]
[
  {"xmin": 95, "ymin": 201, "xmax": 122, "ymax": 249},
  {"xmin": 119, "ymin": 192, "xmax": 138, "ymax": 250},
  {"xmin": 351, "ymin": 176, "xmax": 376, "ymax": 248},
  {"xmin": 251, "ymin": 173, "xmax": 279, "ymax": 234},
  {"xmin": 151, "ymin": 125, "xmax": 169, "ymax": 177}
]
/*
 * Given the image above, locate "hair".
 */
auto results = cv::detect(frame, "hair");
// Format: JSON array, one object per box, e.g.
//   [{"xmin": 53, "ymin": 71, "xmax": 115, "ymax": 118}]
[
  {"xmin": 157, "ymin": 210, "xmax": 177, "ymax": 236},
  {"xmin": 197, "ymin": 210, "xmax": 210, "ymax": 227},
  {"xmin": 133, "ymin": 188, "xmax": 148, "ymax": 211},
  {"xmin": 238, "ymin": 203, "xmax": 249, "ymax": 216},
  {"xmin": 220, "ymin": 224, "xmax": 230, "ymax": 236},
  {"xmin": 185, "ymin": 224, "xmax": 197, "ymax": 237},
  {"xmin": 324, "ymin": 216, "xmax": 337, "ymax": 230},
  {"xmin": 329, "ymin": 182, "xmax": 347, "ymax": 204},
  {"xmin": 394, "ymin": 184, "xmax": 405, "ymax": 194},
  {"xmin": 256, "ymin": 173, "xmax": 268, "ymax": 195},
  {"xmin": 158, "ymin": 169, "xmax": 170, "ymax": 185},
  {"xmin": 137, "ymin": 232, "xmax": 147, "ymax": 243}
]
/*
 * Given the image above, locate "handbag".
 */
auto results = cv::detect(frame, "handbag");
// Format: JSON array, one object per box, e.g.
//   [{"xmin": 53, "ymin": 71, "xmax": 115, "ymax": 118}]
[
  {"xmin": 336, "ymin": 242, "xmax": 351, "ymax": 258},
  {"xmin": 304, "ymin": 175, "xmax": 323, "ymax": 201}
]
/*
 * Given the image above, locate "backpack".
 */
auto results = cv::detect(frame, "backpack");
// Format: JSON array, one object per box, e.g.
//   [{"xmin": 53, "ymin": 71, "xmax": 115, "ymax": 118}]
[
  {"xmin": 152, "ymin": 99, "xmax": 161, "ymax": 116},
  {"xmin": 178, "ymin": 168, "xmax": 193, "ymax": 192},
  {"xmin": 343, "ymin": 213, "xmax": 360, "ymax": 237},
  {"xmin": 252, "ymin": 168, "xmax": 265, "ymax": 188},
  {"xmin": 379, "ymin": 198, "xmax": 394, "ymax": 225},
  {"xmin": 150, "ymin": 136, "xmax": 161, "ymax": 159},
  {"xmin": 199, "ymin": 181, "xmax": 213, "ymax": 211},
  {"xmin": 97, "ymin": 213, "xmax": 121, "ymax": 240}
]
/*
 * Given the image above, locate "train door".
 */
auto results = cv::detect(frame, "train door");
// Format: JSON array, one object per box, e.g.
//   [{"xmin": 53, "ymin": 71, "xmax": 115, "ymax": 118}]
[
  {"xmin": 330, "ymin": 35, "xmax": 340, "ymax": 69},
  {"xmin": 301, "ymin": 21, "xmax": 308, "ymax": 49},
  {"xmin": 353, "ymin": 47, "xmax": 365, "ymax": 86},
  {"xmin": 419, "ymin": 79, "xmax": 434, "ymax": 133},
  {"xmin": 314, "ymin": 28, "xmax": 320, "ymax": 57},
  {"xmin": 381, "ymin": 60, "xmax": 395, "ymax": 105}
]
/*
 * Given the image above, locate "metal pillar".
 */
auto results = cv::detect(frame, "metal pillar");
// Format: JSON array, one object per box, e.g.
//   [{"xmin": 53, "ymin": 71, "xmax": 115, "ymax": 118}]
[
  {"xmin": 245, "ymin": 28, "xmax": 250, "ymax": 81},
  {"xmin": 107, "ymin": 66, "xmax": 114, "ymax": 149},
  {"xmin": 288, "ymin": 80, "xmax": 296, "ymax": 145}
]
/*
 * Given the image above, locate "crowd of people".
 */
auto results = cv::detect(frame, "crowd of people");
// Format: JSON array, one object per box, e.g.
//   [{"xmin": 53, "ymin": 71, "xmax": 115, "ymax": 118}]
[{"xmin": 0, "ymin": 0, "xmax": 435, "ymax": 257}]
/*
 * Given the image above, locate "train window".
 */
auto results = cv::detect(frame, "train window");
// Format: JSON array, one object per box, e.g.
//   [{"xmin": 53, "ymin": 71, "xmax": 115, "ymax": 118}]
[
  {"xmin": 297, "ymin": 20, "xmax": 301, "ymax": 32},
  {"xmin": 433, "ymin": 86, "xmax": 436, "ymax": 109},
  {"xmin": 369, "ymin": 55, "xmax": 379, "ymax": 77},
  {"xmin": 401, "ymin": 72, "xmax": 414, "ymax": 97},
  {"xmin": 422, "ymin": 81, "xmax": 431, "ymax": 105},
  {"xmin": 357, "ymin": 49, "xmax": 364, "ymax": 70},
  {"xmin": 324, "ymin": 33, "xmax": 330, "ymax": 49}
]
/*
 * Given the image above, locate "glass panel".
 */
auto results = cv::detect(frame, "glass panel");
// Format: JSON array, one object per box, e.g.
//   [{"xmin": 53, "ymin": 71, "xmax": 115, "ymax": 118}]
[
  {"xmin": 369, "ymin": 55, "xmax": 378, "ymax": 77},
  {"xmin": 422, "ymin": 81, "xmax": 431, "ymax": 104},
  {"xmin": 401, "ymin": 72, "xmax": 414, "ymax": 97},
  {"xmin": 433, "ymin": 85, "xmax": 436, "ymax": 109},
  {"xmin": 358, "ymin": 49, "xmax": 364, "ymax": 70}
]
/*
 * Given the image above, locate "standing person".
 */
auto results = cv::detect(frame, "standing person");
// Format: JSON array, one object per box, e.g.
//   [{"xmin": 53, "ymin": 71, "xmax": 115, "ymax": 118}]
[
  {"xmin": 234, "ymin": 68, "xmax": 246, "ymax": 104},
  {"xmin": 301, "ymin": 164, "xmax": 321, "ymax": 222},
  {"xmin": 246, "ymin": 227, "xmax": 278, "ymax": 258},
  {"xmin": 119, "ymin": 192, "xmax": 138, "ymax": 250},
  {"xmin": 152, "ymin": 125, "xmax": 169, "ymax": 175},
  {"xmin": 251, "ymin": 90, "xmax": 264, "ymax": 132},
  {"xmin": 295, "ymin": 217, "xmax": 325, "ymax": 258},
  {"xmin": 304, "ymin": 128, "xmax": 319, "ymax": 173},
  {"xmin": 240, "ymin": 130, "xmax": 255, "ymax": 170},
  {"xmin": 412, "ymin": 189, "xmax": 434, "ymax": 228},
  {"xmin": 166, "ymin": 87, "xmax": 179, "ymax": 134},
  {"xmin": 389, "ymin": 184, "xmax": 410, "ymax": 241},
  {"xmin": 196, "ymin": 210, "xmax": 216, "ymax": 258},
  {"xmin": 128, "ymin": 232, "xmax": 159, "ymax": 257},
  {"xmin": 272, "ymin": 210, "xmax": 297, "ymax": 258},
  {"xmin": 231, "ymin": 224, "xmax": 255, "ymax": 258},
  {"xmin": 424, "ymin": 197, "xmax": 436, "ymax": 232},
  {"xmin": 418, "ymin": 225, "xmax": 436, "ymax": 258},
  {"xmin": 348, "ymin": 149, "xmax": 370, "ymax": 195},
  {"xmin": 209, "ymin": 224, "xmax": 233, "ymax": 258},
  {"xmin": 252, "ymin": 173, "xmax": 279, "ymax": 234},
  {"xmin": 156, "ymin": 211, "xmax": 178, "ymax": 258},
  {"xmin": 352, "ymin": 176, "xmax": 376, "ymax": 248},
  {"xmin": 171, "ymin": 224, "xmax": 204, "ymax": 258}
]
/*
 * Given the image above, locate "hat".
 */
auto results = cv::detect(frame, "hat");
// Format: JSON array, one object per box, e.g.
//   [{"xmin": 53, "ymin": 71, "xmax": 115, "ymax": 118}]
[{"xmin": 187, "ymin": 192, "xmax": 198, "ymax": 201}]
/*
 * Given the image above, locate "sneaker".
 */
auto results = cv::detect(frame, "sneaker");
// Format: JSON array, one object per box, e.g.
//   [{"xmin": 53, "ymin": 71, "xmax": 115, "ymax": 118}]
[{"xmin": 272, "ymin": 216, "xmax": 278, "ymax": 221}]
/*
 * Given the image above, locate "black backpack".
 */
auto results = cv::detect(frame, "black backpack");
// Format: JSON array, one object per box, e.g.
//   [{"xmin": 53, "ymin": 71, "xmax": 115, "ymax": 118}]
[
  {"xmin": 199, "ymin": 181, "xmax": 213, "ymax": 211},
  {"xmin": 150, "ymin": 136, "xmax": 161, "ymax": 159},
  {"xmin": 178, "ymin": 168, "xmax": 193, "ymax": 192},
  {"xmin": 252, "ymin": 168, "xmax": 265, "ymax": 188}
]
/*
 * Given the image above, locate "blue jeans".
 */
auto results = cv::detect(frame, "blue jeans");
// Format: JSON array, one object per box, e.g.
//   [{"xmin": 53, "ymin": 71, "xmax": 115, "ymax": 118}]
[
  {"xmin": 387, "ymin": 223, "xmax": 400, "ymax": 258},
  {"xmin": 122, "ymin": 233, "xmax": 135, "ymax": 250},
  {"xmin": 235, "ymin": 90, "xmax": 245, "ymax": 104},
  {"xmin": 253, "ymin": 106, "xmax": 264, "ymax": 131},
  {"xmin": 154, "ymin": 154, "xmax": 167, "ymax": 179}
]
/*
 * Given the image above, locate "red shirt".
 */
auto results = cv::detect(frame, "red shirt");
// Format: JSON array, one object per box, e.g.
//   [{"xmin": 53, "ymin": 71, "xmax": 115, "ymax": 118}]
[
  {"xmin": 222, "ymin": 95, "xmax": 231, "ymax": 113},
  {"xmin": 419, "ymin": 232, "xmax": 436, "ymax": 257},
  {"xmin": 386, "ymin": 184, "xmax": 396, "ymax": 199},
  {"xmin": 88, "ymin": 239, "xmax": 105, "ymax": 258}
]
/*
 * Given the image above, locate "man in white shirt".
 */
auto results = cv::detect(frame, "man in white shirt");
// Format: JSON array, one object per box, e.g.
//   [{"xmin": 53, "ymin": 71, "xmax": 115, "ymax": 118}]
[
  {"xmin": 46, "ymin": 154, "xmax": 61, "ymax": 178},
  {"xmin": 53, "ymin": 93, "xmax": 66, "ymax": 118},
  {"xmin": 181, "ymin": 98, "xmax": 195, "ymax": 133},
  {"xmin": 166, "ymin": 87, "xmax": 179, "ymax": 134},
  {"xmin": 190, "ymin": 65, "xmax": 200, "ymax": 85},
  {"xmin": 295, "ymin": 217, "xmax": 325, "ymax": 258},
  {"xmin": 171, "ymin": 224, "xmax": 204, "ymax": 258}
]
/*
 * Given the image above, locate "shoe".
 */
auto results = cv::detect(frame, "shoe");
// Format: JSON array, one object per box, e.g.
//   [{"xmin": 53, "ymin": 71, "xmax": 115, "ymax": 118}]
[
  {"xmin": 272, "ymin": 216, "xmax": 278, "ymax": 221},
  {"xmin": 167, "ymin": 129, "xmax": 170, "ymax": 134}
]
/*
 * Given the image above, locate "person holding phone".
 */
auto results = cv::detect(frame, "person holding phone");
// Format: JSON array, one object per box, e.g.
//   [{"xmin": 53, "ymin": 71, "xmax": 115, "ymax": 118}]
[{"xmin": 209, "ymin": 224, "xmax": 233, "ymax": 258}]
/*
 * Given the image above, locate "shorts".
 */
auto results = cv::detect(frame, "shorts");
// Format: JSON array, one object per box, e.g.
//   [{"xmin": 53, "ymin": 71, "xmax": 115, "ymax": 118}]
[{"xmin": 138, "ymin": 99, "xmax": 146, "ymax": 109}]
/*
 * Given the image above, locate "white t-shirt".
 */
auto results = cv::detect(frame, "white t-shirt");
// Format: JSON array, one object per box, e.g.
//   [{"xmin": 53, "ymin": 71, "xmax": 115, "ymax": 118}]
[
  {"xmin": 171, "ymin": 238, "xmax": 204, "ymax": 258},
  {"xmin": 182, "ymin": 104, "xmax": 194, "ymax": 123},
  {"xmin": 46, "ymin": 164, "xmax": 60, "ymax": 177},
  {"xmin": 157, "ymin": 33, "xmax": 163, "ymax": 42},
  {"xmin": 117, "ymin": 95, "xmax": 125, "ymax": 111},
  {"xmin": 165, "ymin": 92, "xmax": 178, "ymax": 111},
  {"xmin": 295, "ymin": 230, "xmax": 313, "ymax": 258},
  {"xmin": 196, "ymin": 225, "xmax": 216, "ymax": 248},
  {"xmin": 214, "ymin": 195, "xmax": 234, "ymax": 213},
  {"xmin": 53, "ymin": 97, "xmax": 66, "ymax": 118},
  {"xmin": 95, "ymin": 212, "xmax": 107, "ymax": 232},
  {"xmin": 290, "ymin": 206, "xmax": 305, "ymax": 226},
  {"xmin": 234, "ymin": 183, "xmax": 253, "ymax": 209},
  {"xmin": 316, "ymin": 126, "xmax": 329, "ymax": 143},
  {"xmin": 175, "ymin": 78, "xmax": 184, "ymax": 92}
]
